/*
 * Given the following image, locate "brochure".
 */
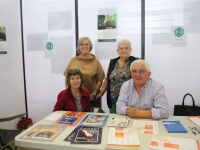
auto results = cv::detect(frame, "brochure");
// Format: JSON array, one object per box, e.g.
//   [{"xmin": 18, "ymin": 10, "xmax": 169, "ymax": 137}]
[
  {"xmin": 64, "ymin": 125, "xmax": 103, "ymax": 144},
  {"xmin": 188, "ymin": 116, "xmax": 200, "ymax": 127},
  {"xmin": 108, "ymin": 127, "xmax": 140, "ymax": 147},
  {"xmin": 107, "ymin": 117, "xmax": 130, "ymax": 128},
  {"xmin": 132, "ymin": 119, "xmax": 159, "ymax": 134},
  {"xmin": 150, "ymin": 135, "xmax": 200, "ymax": 150},
  {"xmin": 53, "ymin": 111, "xmax": 86, "ymax": 126},
  {"xmin": 162, "ymin": 120, "xmax": 187, "ymax": 133},
  {"xmin": 79, "ymin": 114, "xmax": 109, "ymax": 127}
]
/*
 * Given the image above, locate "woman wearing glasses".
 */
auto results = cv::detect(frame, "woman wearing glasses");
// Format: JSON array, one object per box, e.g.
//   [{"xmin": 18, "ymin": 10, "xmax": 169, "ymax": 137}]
[
  {"xmin": 53, "ymin": 69, "xmax": 90, "ymax": 112},
  {"xmin": 96, "ymin": 39, "xmax": 138, "ymax": 113},
  {"xmin": 63, "ymin": 37, "xmax": 105, "ymax": 112}
]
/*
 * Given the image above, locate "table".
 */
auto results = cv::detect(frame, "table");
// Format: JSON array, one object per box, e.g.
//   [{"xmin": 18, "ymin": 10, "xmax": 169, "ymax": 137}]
[{"xmin": 15, "ymin": 111, "xmax": 200, "ymax": 150}]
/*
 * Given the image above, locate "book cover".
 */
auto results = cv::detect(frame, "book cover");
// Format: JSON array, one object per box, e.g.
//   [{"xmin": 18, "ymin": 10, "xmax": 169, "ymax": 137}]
[
  {"xmin": 53, "ymin": 111, "xmax": 86, "ymax": 126},
  {"xmin": 162, "ymin": 120, "xmax": 187, "ymax": 133},
  {"xmin": 107, "ymin": 117, "xmax": 130, "ymax": 128},
  {"xmin": 79, "ymin": 114, "xmax": 109, "ymax": 127},
  {"xmin": 65, "ymin": 125, "xmax": 102, "ymax": 144}
]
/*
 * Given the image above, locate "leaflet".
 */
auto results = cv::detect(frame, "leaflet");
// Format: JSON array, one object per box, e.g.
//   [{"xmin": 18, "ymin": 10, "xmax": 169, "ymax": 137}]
[
  {"xmin": 107, "ymin": 117, "xmax": 130, "ymax": 128},
  {"xmin": 150, "ymin": 135, "xmax": 200, "ymax": 150},
  {"xmin": 132, "ymin": 119, "xmax": 159, "ymax": 134},
  {"xmin": 188, "ymin": 116, "xmax": 200, "ymax": 127},
  {"xmin": 108, "ymin": 127, "xmax": 140, "ymax": 147}
]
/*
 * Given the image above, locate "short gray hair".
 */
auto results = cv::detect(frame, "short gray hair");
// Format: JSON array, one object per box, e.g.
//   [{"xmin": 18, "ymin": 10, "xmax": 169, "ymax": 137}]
[
  {"xmin": 76, "ymin": 37, "xmax": 93, "ymax": 54},
  {"xmin": 117, "ymin": 39, "xmax": 131, "ymax": 48},
  {"xmin": 130, "ymin": 59, "xmax": 151, "ymax": 72}
]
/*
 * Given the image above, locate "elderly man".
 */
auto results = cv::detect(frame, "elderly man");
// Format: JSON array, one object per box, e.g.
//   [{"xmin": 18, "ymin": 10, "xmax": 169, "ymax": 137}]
[{"xmin": 116, "ymin": 59, "xmax": 169, "ymax": 120}]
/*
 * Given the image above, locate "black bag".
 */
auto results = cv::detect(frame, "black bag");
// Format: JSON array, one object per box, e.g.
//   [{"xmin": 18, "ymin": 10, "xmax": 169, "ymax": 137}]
[{"xmin": 174, "ymin": 93, "xmax": 200, "ymax": 116}]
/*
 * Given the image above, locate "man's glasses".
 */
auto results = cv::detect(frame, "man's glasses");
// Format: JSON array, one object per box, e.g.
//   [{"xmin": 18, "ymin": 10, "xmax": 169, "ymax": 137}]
[
  {"xmin": 118, "ymin": 47, "xmax": 130, "ymax": 51},
  {"xmin": 131, "ymin": 69, "xmax": 146, "ymax": 75},
  {"xmin": 79, "ymin": 43, "xmax": 90, "ymax": 47}
]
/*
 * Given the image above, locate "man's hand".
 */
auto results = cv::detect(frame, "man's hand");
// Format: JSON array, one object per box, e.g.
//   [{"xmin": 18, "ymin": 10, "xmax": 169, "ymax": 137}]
[
  {"xmin": 126, "ymin": 107, "xmax": 152, "ymax": 119},
  {"xmin": 126, "ymin": 107, "xmax": 140, "ymax": 117}
]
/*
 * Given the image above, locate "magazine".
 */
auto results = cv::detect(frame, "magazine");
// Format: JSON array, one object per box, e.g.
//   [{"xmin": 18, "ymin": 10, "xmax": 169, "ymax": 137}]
[
  {"xmin": 107, "ymin": 117, "xmax": 130, "ymax": 127},
  {"xmin": 64, "ymin": 125, "xmax": 103, "ymax": 144},
  {"xmin": 53, "ymin": 111, "xmax": 86, "ymax": 126},
  {"xmin": 79, "ymin": 114, "xmax": 109, "ymax": 127}
]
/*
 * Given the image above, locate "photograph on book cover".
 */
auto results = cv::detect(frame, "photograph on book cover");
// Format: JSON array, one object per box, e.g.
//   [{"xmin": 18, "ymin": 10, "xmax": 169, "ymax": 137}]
[
  {"xmin": 32, "ymin": 126, "xmax": 62, "ymax": 140},
  {"xmin": 80, "ymin": 114, "xmax": 108, "ymax": 127},
  {"xmin": 71, "ymin": 126, "xmax": 102, "ymax": 144}
]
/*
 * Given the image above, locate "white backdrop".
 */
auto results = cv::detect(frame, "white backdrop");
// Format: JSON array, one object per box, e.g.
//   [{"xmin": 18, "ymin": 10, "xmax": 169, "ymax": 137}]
[
  {"xmin": 0, "ymin": 0, "xmax": 26, "ymax": 128},
  {"xmin": 22, "ymin": 0, "xmax": 200, "ymax": 123}
]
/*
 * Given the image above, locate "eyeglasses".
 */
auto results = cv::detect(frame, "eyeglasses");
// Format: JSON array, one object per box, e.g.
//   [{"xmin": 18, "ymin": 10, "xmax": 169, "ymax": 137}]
[
  {"xmin": 118, "ymin": 47, "xmax": 130, "ymax": 51},
  {"xmin": 131, "ymin": 69, "xmax": 146, "ymax": 75},
  {"xmin": 79, "ymin": 43, "xmax": 90, "ymax": 47}
]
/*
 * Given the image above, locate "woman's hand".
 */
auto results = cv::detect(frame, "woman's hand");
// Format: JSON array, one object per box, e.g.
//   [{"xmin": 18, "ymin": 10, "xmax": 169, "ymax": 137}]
[{"xmin": 90, "ymin": 93, "xmax": 96, "ymax": 101}]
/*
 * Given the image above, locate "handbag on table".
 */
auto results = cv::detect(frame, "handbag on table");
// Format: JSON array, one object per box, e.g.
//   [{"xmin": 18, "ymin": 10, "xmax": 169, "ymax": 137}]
[{"xmin": 174, "ymin": 93, "xmax": 200, "ymax": 116}]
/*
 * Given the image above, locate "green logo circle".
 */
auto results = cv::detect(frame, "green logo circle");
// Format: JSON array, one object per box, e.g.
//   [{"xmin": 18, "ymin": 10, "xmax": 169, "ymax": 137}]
[
  {"xmin": 46, "ymin": 42, "xmax": 53, "ymax": 50},
  {"xmin": 174, "ymin": 27, "xmax": 184, "ymax": 37}
]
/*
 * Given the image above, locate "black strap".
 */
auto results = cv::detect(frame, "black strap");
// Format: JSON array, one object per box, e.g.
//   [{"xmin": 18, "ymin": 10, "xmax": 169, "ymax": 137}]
[{"xmin": 182, "ymin": 93, "xmax": 196, "ymax": 107}]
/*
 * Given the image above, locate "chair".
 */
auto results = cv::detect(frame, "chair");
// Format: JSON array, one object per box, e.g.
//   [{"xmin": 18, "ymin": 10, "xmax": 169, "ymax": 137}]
[{"xmin": 0, "ymin": 113, "xmax": 26, "ymax": 150}]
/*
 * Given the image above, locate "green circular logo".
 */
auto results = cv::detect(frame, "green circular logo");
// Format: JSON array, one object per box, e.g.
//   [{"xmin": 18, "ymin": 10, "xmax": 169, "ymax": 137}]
[
  {"xmin": 46, "ymin": 42, "xmax": 53, "ymax": 50},
  {"xmin": 174, "ymin": 27, "xmax": 184, "ymax": 37}
]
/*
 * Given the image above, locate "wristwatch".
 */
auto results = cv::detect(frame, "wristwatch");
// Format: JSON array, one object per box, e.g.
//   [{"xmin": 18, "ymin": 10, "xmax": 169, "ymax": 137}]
[{"xmin": 93, "ymin": 91, "xmax": 96, "ymax": 96}]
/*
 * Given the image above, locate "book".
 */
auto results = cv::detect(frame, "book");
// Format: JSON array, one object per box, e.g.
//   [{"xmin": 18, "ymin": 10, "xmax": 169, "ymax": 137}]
[
  {"xmin": 79, "ymin": 114, "xmax": 109, "ymax": 127},
  {"xmin": 107, "ymin": 117, "xmax": 130, "ymax": 128},
  {"xmin": 162, "ymin": 120, "xmax": 187, "ymax": 133},
  {"xmin": 188, "ymin": 116, "xmax": 200, "ymax": 127},
  {"xmin": 52, "ymin": 111, "xmax": 86, "ymax": 126},
  {"xmin": 150, "ymin": 135, "xmax": 200, "ymax": 150},
  {"xmin": 64, "ymin": 125, "xmax": 103, "ymax": 144}
]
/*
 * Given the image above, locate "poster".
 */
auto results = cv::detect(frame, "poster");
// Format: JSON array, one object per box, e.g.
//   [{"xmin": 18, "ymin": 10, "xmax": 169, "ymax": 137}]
[
  {"xmin": 97, "ymin": 14, "xmax": 117, "ymax": 42},
  {"xmin": 0, "ymin": 26, "xmax": 7, "ymax": 54}
]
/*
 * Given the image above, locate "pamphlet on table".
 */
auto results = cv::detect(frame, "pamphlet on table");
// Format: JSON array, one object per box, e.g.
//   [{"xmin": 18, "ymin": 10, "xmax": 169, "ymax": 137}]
[
  {"xmin": 150, "ymin": 135, "xmax": 200, "ymax": 150},
  {"xmin": 188, "ymin": 116, "xmax": 200, "ymax": 127},
  {"xmin": 132, "ymin": 119, "xmax": 159, "ymax": 134},
  {"xmin": 107, "ymin": 117, "xmax": 130, "ymax": 128},
  {"xmin": 108, "ymin": 127, "xmax": 140, "ymax": 147}
]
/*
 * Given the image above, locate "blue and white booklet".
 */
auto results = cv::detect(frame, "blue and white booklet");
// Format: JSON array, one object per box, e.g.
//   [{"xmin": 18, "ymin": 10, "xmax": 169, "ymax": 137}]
[
  {"xmin": 79, "ymin": 114, "xmax": 109, "ymax": 127},
  {"xmin": 162, "ymin": 120, "xmax": 187, "ymax": 133}
]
